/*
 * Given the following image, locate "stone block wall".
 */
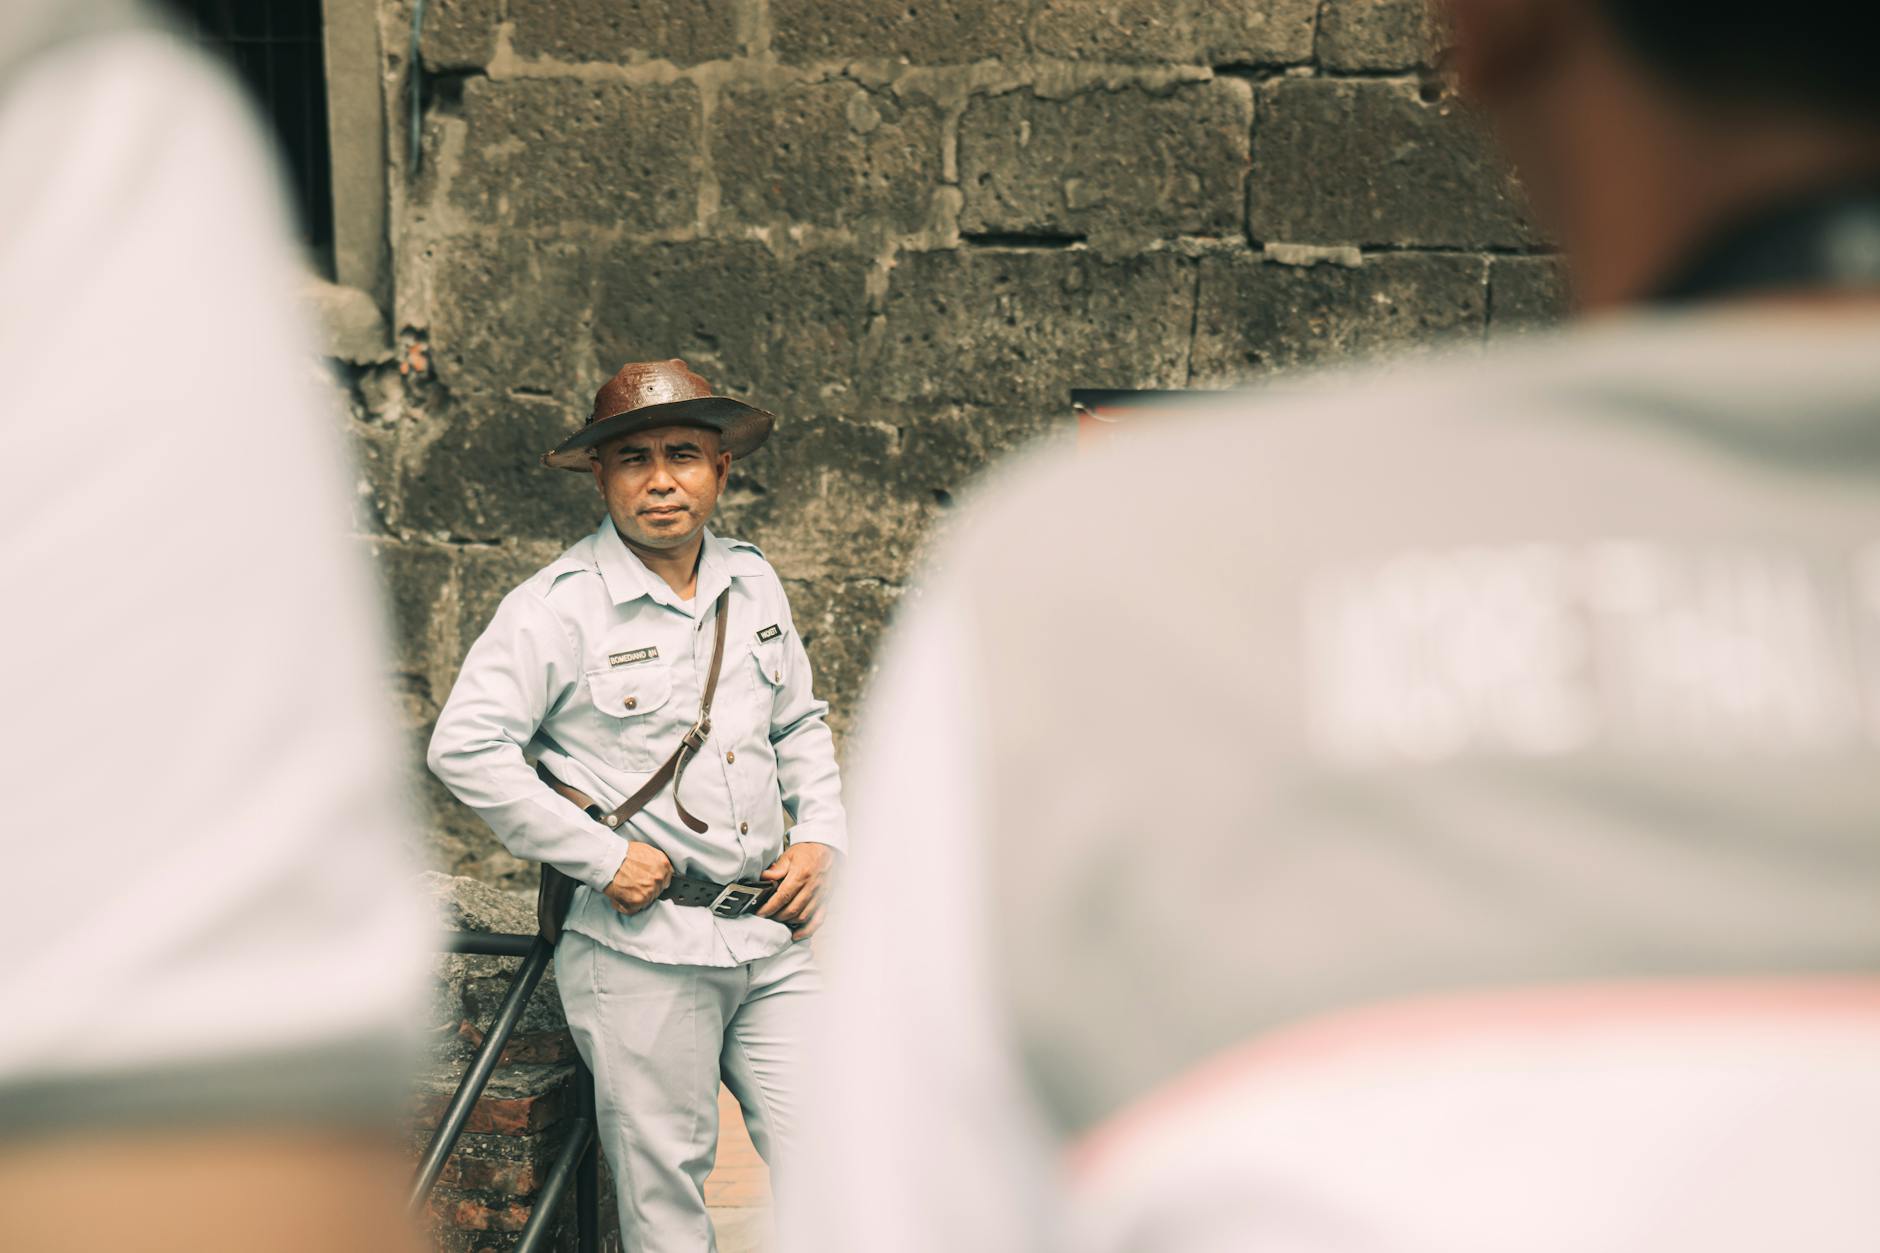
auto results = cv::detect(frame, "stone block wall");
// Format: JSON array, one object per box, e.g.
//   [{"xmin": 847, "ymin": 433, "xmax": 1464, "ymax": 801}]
[{"xmin": 339, "ymin": 0, "xmax": 1567, "ymax": 886}]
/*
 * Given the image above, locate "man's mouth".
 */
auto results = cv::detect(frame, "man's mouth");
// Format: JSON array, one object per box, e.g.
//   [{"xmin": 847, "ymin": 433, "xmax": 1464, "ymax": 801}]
[{"xmin": 641, "ymin": 506, "xmax": 685, "ymax": 518}]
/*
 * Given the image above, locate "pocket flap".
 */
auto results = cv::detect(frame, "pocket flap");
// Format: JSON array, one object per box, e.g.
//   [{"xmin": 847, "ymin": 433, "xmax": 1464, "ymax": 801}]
[
  {"xmin": 754, "ymin": 638, "xmax": 787, "ymax": 688},
  {"xmin": 589, "ymin": 664, "xmax": 674, "ymax": 717}
]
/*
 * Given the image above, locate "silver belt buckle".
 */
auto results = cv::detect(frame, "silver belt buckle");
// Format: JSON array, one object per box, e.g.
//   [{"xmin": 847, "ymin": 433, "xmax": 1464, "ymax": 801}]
[{"xmin": 709, "ymin": 883, "xmax": 765, "ymax": 918}]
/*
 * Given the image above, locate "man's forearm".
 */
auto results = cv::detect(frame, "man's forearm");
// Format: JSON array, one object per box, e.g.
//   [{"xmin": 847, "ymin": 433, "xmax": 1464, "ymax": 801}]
[
  {"xmin": 427, "ymin": 737, "xmax": 629, "ymax": 891},
  {"xmin": 772, "ymin": 713, "xmax": 848, "ymax": 853}
]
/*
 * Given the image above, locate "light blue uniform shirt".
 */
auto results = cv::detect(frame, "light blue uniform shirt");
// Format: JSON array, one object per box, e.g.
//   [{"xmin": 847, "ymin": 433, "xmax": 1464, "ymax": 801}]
[{"xmin": 428, "ymin": 519, "xmax": 847, "ymax": 966}]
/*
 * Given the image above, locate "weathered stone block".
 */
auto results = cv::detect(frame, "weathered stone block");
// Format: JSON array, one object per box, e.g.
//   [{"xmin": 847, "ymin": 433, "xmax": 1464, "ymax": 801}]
[
  {"xmin": 1250, "ymin": 80, "xmax": 1537, "ymax": 248},
  {"xmin": 344, "ymin": 417, "xmax": 399, "ymax": 535},
  {"xmin": 429, "ymin": 234, "xmax": 596, "ymax": 404},
  {"xmin": 452, "ymin": 79, "xmax": 701, "ymax": 232},
  {"xmin": 1190, "ymin": 250, "xmax": 1486, "ymax": 381},
  {"xmin": 714, "ymin": 82, "xmax": 944, "ymax": 233},
  {"xmin": 877, "ymin": 248, "xmax": 1195, "ymax": 407},
  {"xmin": 1031, "ymin": 0, "xmax": 1317, "ymax": 65},
  {"xmin": 400, "ymin": 395, "xmax": 603, "ymax": 543},
  {"xmin": 417, "ymin": 757, "xmax": 508, "ymax": 878},
  {"xmin": 591, "ymin": 241, "xmax": 873, "ymax": 412},
  {"xmin": 1489, "ymin": 254, "xmax": 1571, "ymax": 337},
  {"xmin": 458, "ymin": 543, "xmax": 568, "ymax": 660},
  {"xmin": 720, "ymin": 409, "xmax": 1060, "ymax": 644},
  {"xmin": 508, "ymin": 0, "xmax": 740, "ymax": 64},
  {"xmin": 425, "ymin": 870, "xmax": 536, "ymax": 934},
  {"xmin": 896, "ymin": 403, "xmax": 1073, "ymax": 490},
  {"xmin": 413, "ymin": 1063, "xmax": 575, "ymax": 1137},
  {"xmin": 367, "ymin": 540, "xmax": 456, "ymax": 678},
  {"xmin": 781, "ymin": 576, "xmax": 903, "ymax": 740},
  {"xmin": 303, "ymin": 278, "xmax": 393, "ymax": 364},
  {"xmin": 960, "ymin": 83, "xmax": 1250, "ymax": 246},
  {"xmin": 1317, "ymin": 0, "xmax": 1438, "ymax": 71},
  {"xmin": 420, "ymin": 0, "xmax": 501, "ymax": 70},
  {"xmin": 717, "ymin": 415, "xmax": 929, "ymax": 589},
  {"xmin": 771, "ymin": 0, "xmax": 1025, "ymax": 63}
]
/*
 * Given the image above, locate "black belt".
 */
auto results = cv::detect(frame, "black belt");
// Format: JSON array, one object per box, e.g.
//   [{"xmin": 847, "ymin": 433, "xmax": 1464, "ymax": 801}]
[{"xmin": 661, "ymin": 873, "xmax": 778, "ymax": 919}]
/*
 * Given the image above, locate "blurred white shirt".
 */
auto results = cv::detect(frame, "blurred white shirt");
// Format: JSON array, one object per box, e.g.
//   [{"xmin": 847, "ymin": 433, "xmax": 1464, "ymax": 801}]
[{"xmin": 0, "ymin": 15, "xmax": 429, "ymax": 1125}]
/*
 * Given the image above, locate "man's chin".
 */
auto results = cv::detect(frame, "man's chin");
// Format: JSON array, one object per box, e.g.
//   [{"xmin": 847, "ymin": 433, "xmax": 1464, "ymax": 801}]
[{"xmin": 619, "ymin": 514, "xmax": 702, "ymax": 550}]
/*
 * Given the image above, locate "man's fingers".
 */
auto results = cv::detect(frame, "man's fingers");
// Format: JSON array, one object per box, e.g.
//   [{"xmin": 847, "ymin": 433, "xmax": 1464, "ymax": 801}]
[
  {"xmin": 792, "ymin": 901, "xmax": 826, "ymax": 940},
  {"xmin": 757, "ymin": 865, "xmax": 811, "ymax": 919},
  {"xmin": 776, "ymin": 877, "xmax": 823, "ymax": 924}
]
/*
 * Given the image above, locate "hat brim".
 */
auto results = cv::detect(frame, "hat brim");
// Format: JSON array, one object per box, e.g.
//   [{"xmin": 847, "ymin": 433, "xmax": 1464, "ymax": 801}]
[{"xmin": 542, "ymin": 396, "xmax": 775, "ymax": 471}]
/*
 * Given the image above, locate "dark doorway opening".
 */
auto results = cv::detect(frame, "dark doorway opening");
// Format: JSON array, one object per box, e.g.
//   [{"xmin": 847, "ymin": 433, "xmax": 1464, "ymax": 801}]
[{"xmin": 167, "ymin": 0, "xmax": 334, "ymax": 270}]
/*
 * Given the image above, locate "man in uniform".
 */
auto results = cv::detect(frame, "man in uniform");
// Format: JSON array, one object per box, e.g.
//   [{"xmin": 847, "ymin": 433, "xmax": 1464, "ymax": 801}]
[
  {"xmin": 429, "ymin": 359, "xmax": 845, "ymax": 1252},
  {"xmin": 797, "ymin": 0, "xmax": 1880, "ymax": 1250}
]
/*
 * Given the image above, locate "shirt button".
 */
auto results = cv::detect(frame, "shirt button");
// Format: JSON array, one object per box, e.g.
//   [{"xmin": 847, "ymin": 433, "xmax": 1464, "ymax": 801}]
[
  {"xmin": 624, "ymin": 696, "xmax": 637, "ymax": 710},
  {"xmin": 725, "ymin": 750, "xmax": 736, "ymax": 764},
  {"xmin": 739, "ymin": 822, "xmax": 749, "ymax": 835}
]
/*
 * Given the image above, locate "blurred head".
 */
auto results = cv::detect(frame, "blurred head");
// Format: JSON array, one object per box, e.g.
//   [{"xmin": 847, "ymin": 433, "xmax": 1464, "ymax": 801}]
[
  {"xmin": 590, "ymin": 425, "xmax": 731, "ymax": 552},
  {"xmin": 1438, "ymin": 0, "xmax": 1880, "ymax": 305}
]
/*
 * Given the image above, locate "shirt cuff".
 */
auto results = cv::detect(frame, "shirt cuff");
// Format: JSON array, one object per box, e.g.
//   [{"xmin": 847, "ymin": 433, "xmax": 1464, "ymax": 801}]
[
  {"xmin": 788, "ymin": 824, "xmax": 848, "ymax": 856},
  {"xmin": 574, "ymin": 831, "xmax": 632, "ymax": 893}
]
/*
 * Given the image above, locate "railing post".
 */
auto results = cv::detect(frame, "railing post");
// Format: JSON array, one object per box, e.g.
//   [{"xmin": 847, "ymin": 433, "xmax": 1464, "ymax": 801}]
[
  {"xmin": 514, "ymin": 1112, "xmax": 596, "ymax": 1253},
  {"xmin": 576, "ymin": 1059, "xmax": 602, "ymax": 1253},
  {"xmin": 410, "ymin": 932, "xmax": 555, "ymax": 1210}
]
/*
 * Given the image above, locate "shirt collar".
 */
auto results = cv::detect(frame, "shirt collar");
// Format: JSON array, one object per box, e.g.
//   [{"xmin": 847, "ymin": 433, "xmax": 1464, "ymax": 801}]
[{"xmin": 595, "ymin": 517, "xmax": 732, "ymax": 615}]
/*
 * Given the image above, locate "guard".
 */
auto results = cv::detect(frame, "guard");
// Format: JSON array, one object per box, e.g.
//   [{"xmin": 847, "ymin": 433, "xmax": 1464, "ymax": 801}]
[{"xmin": 429, "ymin": 359, "xmax": 846, "ymax": 1252}]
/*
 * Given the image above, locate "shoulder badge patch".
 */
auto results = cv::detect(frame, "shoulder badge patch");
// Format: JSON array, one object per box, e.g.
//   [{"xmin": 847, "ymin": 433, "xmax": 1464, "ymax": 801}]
[
  {"xmin": 756, "ymin": 624, "xmax": 782, "ymax": 643},
  {"xmin": 609, "ymin": 646, "xmax": 659, "ymax": 667}
]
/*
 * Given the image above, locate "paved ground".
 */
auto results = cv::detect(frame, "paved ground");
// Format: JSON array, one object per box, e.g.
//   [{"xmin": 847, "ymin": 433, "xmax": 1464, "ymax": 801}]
[{"xmin": 706, "ymin": 1086, "xmax": 772, "ymax": 1253}]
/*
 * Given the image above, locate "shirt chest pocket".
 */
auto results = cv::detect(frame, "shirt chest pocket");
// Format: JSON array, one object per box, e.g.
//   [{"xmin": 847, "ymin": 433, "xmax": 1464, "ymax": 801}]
[
  {"xmin": 753, "ymin": 636, "xmax": 789, "ymax": 695},
  {"xmin": 729, "ymin": 637, "xmax": 788, "ymax": 744},
  {"xmin": 586, "ymin": 664, "xmax": 677, "ymax": 773}
]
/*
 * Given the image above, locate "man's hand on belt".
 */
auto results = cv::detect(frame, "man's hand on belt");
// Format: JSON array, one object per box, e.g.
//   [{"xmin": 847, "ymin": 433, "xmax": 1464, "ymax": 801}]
[
  {"xmin": 757, "ymin": 843, "xmax": 839, "ymax": 940},
  {"xmin": 603, "ymin": 842, "xmax": 674, "ymax": 915}
]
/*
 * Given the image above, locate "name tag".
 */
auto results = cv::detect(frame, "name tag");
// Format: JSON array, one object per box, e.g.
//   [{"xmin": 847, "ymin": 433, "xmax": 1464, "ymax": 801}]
[
  {"xmin": 609, "ymin": 646, "xmax": 659, "ymax": 667},
  {"xmin": 756, "ymin": 624, "xmax": 782, "ymax": 643}
]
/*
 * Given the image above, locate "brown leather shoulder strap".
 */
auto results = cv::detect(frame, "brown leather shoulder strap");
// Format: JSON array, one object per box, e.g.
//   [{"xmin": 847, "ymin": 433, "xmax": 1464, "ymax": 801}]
[
  {"xmin": 532, "ymin": 587, "xmax": 735, "ymax": 942},
  {"xmin": 664, "ymin": 585, "xmax": 731, "ymax": 834},
  {"xmin": 540, "ymin": 586, "xmax": 733, "ymax": 836}
]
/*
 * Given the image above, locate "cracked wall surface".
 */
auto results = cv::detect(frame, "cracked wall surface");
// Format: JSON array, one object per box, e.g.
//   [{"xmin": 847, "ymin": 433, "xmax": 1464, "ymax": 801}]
[{"xmin": 345, "ymin": 0, "xmax": 1568, "ymax": 888}]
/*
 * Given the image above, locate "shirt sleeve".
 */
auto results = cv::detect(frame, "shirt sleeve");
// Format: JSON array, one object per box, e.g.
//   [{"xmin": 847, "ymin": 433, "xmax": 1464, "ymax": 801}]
[
  {"xmin": 427, "ymin": 587, "xmax": 630, "ymax": 892},
  {"xmin": 767, "ymin": 581, "xmax": 849, "ymax": 853},
  {"xmin": 778, "ymin": 580, "xmax": 1064, "ymax": 1253}
]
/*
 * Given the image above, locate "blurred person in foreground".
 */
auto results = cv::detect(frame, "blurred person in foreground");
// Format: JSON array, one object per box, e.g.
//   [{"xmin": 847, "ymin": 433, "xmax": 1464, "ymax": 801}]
[
  {"xmin": 0, "ymin": 3, "xmax": 429, "ymax": 1250},
  {"xmin": 795, "ymin": 1, "xmax": 1880, "ymax": 1251}
]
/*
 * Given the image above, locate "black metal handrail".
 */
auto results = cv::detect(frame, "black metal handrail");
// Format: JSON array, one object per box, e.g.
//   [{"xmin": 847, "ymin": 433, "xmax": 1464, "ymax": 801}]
[{"xmin": 415, "ymin": 931, "xmax": 600, "ymax": 1253}]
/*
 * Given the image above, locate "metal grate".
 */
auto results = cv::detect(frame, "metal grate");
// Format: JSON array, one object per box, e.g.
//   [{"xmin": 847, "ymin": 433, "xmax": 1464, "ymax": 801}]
[{"xmin": 167, "ymin": 0, "xmax": 334, "ymax": 261}]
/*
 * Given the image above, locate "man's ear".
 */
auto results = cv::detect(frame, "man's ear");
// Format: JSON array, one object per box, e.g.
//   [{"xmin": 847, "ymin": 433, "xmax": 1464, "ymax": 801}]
[
  {"xmin": 589, "ymin": 453, "xmax": 605, "ymax": 492},
  {"xmin": 1436, "ymin": 0, "xmax": 1560, "ymax": 108}
]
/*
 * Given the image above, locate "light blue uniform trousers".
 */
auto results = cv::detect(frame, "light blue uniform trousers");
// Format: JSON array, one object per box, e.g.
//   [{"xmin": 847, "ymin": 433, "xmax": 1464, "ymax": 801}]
[{"xmin": 555, "ymin": 930, "xmax": 820, "ymax": 1252}]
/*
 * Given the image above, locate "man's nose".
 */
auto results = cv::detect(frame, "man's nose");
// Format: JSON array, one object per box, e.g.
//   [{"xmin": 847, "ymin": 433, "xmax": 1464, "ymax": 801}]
[{"xmin": 646, "ymin": 460, "xmax": 677, "ymax": 491}]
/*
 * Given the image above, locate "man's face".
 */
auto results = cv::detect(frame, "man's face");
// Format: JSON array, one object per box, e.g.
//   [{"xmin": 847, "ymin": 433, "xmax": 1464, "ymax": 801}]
[{"xmin": 590, "ymin": 425, "xmax": 731, "ymax": 551}]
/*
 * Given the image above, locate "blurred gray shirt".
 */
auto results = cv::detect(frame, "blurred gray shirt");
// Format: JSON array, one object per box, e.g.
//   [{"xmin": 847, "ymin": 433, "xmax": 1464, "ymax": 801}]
[{"xmin": 795, "ymin": 307, "xmax": 1880, "ymax": 1253}]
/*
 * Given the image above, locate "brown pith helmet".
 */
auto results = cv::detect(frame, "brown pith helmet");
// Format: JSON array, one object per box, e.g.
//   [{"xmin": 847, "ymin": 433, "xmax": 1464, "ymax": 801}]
[{"xmin": 542, "ymin": 359, "xmax": 775, "ymax": 471}]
